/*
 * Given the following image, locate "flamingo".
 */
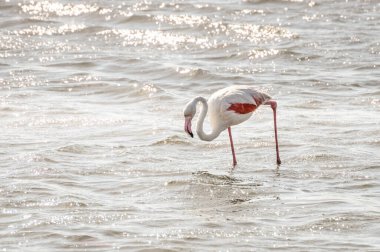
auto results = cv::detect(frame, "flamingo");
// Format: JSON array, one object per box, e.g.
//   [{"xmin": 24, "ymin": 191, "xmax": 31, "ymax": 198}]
[{"xmin": 183, "ymin": 85, "xmax": 281, "ymax": 167}]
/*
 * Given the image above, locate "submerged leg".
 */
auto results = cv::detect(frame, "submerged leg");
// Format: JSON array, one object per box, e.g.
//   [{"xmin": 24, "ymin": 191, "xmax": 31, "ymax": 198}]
[
  {"xmin": 265, "ymin": 100, "xmax": 281, "ymax": 165},
  {"xmin": 228, "ymin": 127, "xmax": 237, "ymax": 167}
]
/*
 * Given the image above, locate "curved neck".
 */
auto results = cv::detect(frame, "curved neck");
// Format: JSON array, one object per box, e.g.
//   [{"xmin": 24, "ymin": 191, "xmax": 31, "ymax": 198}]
[{"xmin": 195, "ymin": 97, "xmax": 223, "ymax": 141}]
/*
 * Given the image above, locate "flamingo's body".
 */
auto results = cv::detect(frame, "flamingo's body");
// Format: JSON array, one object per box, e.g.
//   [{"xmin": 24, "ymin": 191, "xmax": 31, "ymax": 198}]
[{"xmin": 183, "ymin": 85, "xmax": 281, "ymax": 167}]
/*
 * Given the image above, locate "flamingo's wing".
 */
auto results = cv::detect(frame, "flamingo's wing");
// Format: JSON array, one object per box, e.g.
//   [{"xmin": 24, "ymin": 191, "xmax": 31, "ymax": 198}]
[
  {"xmin": 227, "ymin": 102, "xmax": 257, "ymax": 114},
  {"xmin": 212, "ymin": 88, "xmax": 255, "ymax": 126},
  {"xmin": 208, "ymin": 85, "xmax": 272, "ymax": 127}
]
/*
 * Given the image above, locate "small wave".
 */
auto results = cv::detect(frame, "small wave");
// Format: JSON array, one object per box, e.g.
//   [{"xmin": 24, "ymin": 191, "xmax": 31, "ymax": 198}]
[
  {"xmin": 293, "ymin": 99, "xmax": 324, "ymax": 109},
  {"xmin": 77, "ymin": 25, "xmax": 107, "ymax": 34},
  {"xmin": 341, "ymin": 182, "xmax": 379, "ymax": 190},
  {"xmin": 299, "ymin": 153, "xmax": 344, "ymax": 162},
  {"xmin": 117, "ymin": 14, "xmax": 153, "ymax": 24},
  {"xmin": 354, "ymin": 65, "xmax": 379, "ymax": 71},
  {"xmin": 164, "ymin": 179, "xmax": 191, "ymax": 187},
  {"xmin": 46, "ymin": 61, "xmax": 97, "ymax": 68},
  {"xmin": 243, "ymin": 0, "xmax": 310, "ymax": 4},
  {"xmin": 279, "ymin": 49, "xmax": 321, "ymax": 61},
  {"xmin": 230, "ymin": 198, "xmax": 250, "ymax": 204},
  {"xmin": 46, "ymin": 82, "xmax": 107, "ymax": 93},
  {"xmin": 56, "ymin": 201, "xmax": 89, "ymax": 208},
  {"xmin": 192, "ymin": 171, "xmax": 241, "ymax": 185},
  {"xmin": 175, "ymin": 66, "xmax": 211, "ymax": 78},
  {"xmin": 248, "ymin": 48, "xmax": 280, "ymax": 60},
  {"xmin": 152, "ymin": 135, "xmax": 192, "ymax": 146},
  {"xmin": 362, "ymin": 165, "xmax": 380, "ymax": 171},
  {"xmin": 57, "ymin": 144, "xmax": 90, "ymax": 154},
  {"xmin": 0, "ymin": 18, "xmax": 57, "ymax": 29},
  {"xmin": 33, "ymin": 155, "xmax": 58, "ymax": 163},
  {"xmin": 298, "ymin": 213, "xmax": 378, "ymax": 233},
  {"xmin": 66, "ymin": 234, "xmax": 98, "ymax": 242}
]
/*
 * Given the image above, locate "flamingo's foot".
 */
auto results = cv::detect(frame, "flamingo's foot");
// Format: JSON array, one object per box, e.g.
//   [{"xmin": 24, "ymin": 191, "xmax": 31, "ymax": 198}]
[{"xmin": 232, "ymin": 161, "xmax": 237, "ymax": 168}]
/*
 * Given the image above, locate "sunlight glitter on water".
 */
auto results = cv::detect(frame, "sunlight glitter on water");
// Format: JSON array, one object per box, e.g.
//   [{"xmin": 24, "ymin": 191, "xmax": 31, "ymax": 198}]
[
  {"xmin": 0, "ymin": 0, "xmax": 379, "ymax": 251},
  {"xmin": 11, "ymin": 24, "xmax": 86, "ymax": 36},
  {"xmin": 20, "ymin": 1, "xmax": 99, "ymax": 18}
]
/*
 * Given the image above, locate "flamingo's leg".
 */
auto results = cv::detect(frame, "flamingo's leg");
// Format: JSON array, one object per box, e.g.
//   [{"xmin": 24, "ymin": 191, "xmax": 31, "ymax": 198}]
[
  {"xmin": 264, "ymin": 100, "xmax": 281, "ymax": 165},
  {"xmin": 228, "ymin": 127, "xmax": 237, "ymax": 167}
]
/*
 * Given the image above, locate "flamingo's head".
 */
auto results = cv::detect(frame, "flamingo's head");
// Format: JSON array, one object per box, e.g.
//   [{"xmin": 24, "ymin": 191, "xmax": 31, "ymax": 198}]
[{"xmin": 183, "ymin": 100, "xmax": 196, "ymax": 138}]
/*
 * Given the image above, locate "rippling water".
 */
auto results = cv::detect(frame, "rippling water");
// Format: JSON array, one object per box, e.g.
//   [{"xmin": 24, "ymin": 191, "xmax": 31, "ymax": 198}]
[{"xmin": 1, "ymin": 0, "xmax": 379, "ymax": 251}]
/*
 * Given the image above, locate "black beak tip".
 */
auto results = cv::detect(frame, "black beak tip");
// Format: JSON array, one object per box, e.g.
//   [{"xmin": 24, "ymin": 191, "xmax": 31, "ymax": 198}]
[{"xmin": 185, "ymin": 128, "xmax": 193, "ymax": 138}]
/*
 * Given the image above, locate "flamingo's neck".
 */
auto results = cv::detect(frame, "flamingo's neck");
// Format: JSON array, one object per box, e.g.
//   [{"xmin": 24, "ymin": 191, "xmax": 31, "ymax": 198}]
[{"xmin": 195, "ymin": 97, "xmax": 223, "ymax": 141}]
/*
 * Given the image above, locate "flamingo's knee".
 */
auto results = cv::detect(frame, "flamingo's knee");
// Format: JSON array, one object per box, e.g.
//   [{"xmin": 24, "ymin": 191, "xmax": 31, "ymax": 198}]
[{"xmin": 265, "ymin": 100, "xmax": 277, "ymax": 110}]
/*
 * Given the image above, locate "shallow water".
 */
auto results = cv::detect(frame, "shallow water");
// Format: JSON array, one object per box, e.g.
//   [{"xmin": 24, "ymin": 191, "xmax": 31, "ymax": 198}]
[{"xmin": 1, "ymin": 0, "xmax": 379, "ymax": 251}]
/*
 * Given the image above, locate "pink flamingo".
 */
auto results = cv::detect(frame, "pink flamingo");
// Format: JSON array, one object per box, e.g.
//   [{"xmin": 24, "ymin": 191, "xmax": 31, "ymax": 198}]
[{"xmin": 183, "ymin": 85, "xmax": 281, "ymax": 167}]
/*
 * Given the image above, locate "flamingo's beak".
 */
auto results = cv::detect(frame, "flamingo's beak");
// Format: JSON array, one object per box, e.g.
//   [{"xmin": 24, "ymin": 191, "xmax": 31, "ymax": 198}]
[{"xmin": 184, "ymin": 116, "xmax": 193, "ymax": 138}]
